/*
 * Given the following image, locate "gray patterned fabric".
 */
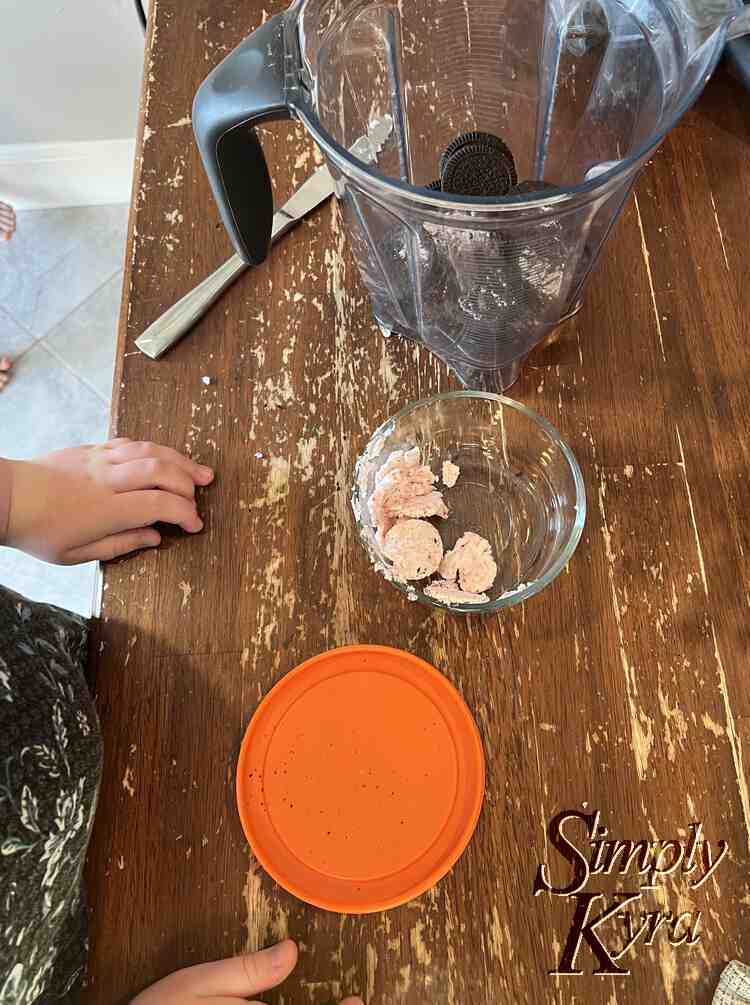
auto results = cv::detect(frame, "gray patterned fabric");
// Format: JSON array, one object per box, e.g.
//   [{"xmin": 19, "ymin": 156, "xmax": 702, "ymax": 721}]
[
  {"xmin": 714, "ymin": 963, "xmax": 750, "ymax": 1004},
  {"xmin": 0, "ymin": 585, "xmax": 102, "ymax": 1004}
]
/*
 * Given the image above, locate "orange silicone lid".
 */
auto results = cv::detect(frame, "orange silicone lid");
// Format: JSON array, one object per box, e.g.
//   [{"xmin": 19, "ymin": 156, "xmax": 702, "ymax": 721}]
[{"xmin": 236, "ymin": 645, "xmax": 485, "ymax": 914}]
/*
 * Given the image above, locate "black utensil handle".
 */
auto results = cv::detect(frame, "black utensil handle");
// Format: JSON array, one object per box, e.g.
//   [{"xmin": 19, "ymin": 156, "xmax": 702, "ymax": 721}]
[
  {"xmin": 192, "ymin": 14, "xmax": 292, "ymax": 266},
  {"xmin": 726, "ymin": 35, "xmax": 750, "ymax": 92}
]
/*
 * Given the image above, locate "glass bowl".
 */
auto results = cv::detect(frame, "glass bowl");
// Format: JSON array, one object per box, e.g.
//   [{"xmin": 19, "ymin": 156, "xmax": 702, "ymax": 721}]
[{"xmin": 351, "ymin": 391, "xmax": 586, "ymax": 614}]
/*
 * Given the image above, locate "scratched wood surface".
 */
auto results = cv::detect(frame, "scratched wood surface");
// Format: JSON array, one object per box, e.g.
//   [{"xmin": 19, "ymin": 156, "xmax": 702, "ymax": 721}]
[{"xmin": 84, "ymin": 2, "xmax": 750, "ymax": 1002}]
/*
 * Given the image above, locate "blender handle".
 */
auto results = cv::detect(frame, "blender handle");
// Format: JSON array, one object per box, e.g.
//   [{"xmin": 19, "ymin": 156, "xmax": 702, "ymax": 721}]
[
  {"xmin": 192, "ymin": 14, "xmax": 292, "ymax": 266},
  {"xmin": 727, "ymin": 5, "xmax": 750, "ymax": 41}
]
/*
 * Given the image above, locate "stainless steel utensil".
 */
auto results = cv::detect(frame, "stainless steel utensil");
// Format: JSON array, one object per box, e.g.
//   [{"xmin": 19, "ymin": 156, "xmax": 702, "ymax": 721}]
[{"xmin": 135, "ymin": 117, "xmax": 393, "ymax": 359}]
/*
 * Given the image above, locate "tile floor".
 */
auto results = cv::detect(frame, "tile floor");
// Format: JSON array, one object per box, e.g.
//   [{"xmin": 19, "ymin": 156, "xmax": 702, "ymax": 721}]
[{"xmin": 0, "ymin": 204, "xmax": 129, "ymax": 616}]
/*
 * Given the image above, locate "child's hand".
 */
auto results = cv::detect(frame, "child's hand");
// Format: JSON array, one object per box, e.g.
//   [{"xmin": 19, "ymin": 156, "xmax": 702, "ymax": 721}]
[
  {"xmin": 131, "ymin": 940, "xmax": 363, "ymax": 1005},
  {"xmin": 3, "ymin": 438, "xmax": 213, "ymax": 564}
]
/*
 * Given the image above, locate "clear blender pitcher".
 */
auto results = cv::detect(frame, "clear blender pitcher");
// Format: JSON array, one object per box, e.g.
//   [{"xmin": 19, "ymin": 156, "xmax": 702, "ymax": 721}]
[{"xmin": 193, "ymin": 0, "xmax": 750, "ymax": 390}]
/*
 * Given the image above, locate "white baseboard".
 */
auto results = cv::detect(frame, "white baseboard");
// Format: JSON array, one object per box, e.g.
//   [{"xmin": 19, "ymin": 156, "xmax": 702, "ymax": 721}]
[{"xmin": 0, "ymin": 138, "xmax": 136, "ymax": 210}]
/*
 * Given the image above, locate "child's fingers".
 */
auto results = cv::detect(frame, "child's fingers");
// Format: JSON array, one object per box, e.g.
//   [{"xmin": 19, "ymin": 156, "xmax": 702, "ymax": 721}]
[
  {"xmin": 118, "ymin": 489, "xmax": 204, "ymax": 533},
  {"xmin": 108, "ymin": 440, "xmax": 213, "ymax": 484},
  {"xmin": 64, "ymin": 527, "xmax": 161, "ymax": 563},
  {"xmin": 177, "ymin": 941, "xmax": 298, "ymax": 999},
  {"xmin": 107, "ymin": 458, "xmax": 197, "ymax": 500},
  {"xmin": 206, "ymin": 999, "xmax": 271, "ymax": 1005}
]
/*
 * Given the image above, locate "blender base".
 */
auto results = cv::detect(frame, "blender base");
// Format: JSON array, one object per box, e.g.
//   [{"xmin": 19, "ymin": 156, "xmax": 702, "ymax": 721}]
[
  {"xmin": 375, "ymin": 318, "xmax": 418, "ymax": 344},
  {"xmin": 375, "ymin": 317, "xmax": 526, "ymax": 392},
  {"xmin": 558, "ymin": 299, "xmax": 583, "ymax": 324},
  {"xmin": 375, "ymin": 300, "xmax": 583, "ymax": 393}
]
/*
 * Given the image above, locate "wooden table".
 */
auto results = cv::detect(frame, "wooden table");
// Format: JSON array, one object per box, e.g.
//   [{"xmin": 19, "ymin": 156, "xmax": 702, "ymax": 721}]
[{"xmin": 85, "ymin": 3, "xmax": 750, "ymax": 1002}]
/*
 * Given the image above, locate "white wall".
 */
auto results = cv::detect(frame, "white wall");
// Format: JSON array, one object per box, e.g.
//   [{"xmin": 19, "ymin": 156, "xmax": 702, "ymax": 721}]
[
  {"xmin": 0, "ymin": 0, "xmax": 145, "ymax": 207},
  {"xmin": 0, "ymin": 0, "xmax": 144, "ymax": 144}
]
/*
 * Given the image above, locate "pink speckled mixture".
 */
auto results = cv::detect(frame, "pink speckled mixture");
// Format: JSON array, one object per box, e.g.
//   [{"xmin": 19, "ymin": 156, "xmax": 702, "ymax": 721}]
[
  {"xmin": 383, "ymin": 519, "xmax": 443, "ymax": 581},
  {"xmin": 442, "ymin": 460, "xmax": 460, "ymax": 488},
  {"xmin": 424, "ymin": 580, "xmax": 489, "ymax": 605},
  {"xmin": 369, "ymin": 447, "xmax": 448, "ymax": 544},
  {"xmin": 368, "ymin": 449, "xmax": 497, "ymax": 605},
  {"xmin": 439, "ymin": 532, "xmax": 497, "ymax": 594}
]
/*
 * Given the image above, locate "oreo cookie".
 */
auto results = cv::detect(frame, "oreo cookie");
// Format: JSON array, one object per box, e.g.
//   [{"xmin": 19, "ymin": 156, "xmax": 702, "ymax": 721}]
[
  {"xmin": 440, "ymin": 131, "xmax": 517, "ymax": 197},
  {"xmin": 440, "ymin": 132, "xmax": 516, "ymax": 176}
]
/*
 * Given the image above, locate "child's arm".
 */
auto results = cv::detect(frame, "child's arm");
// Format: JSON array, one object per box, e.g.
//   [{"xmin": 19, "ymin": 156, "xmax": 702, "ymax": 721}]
[
  {"xmin": 0, "ymin": 438, "xmax": 213, "ymax": 564},
  {"xmin": 0, "ymin": 457, "xmax": 10, "ymax": 546}
]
